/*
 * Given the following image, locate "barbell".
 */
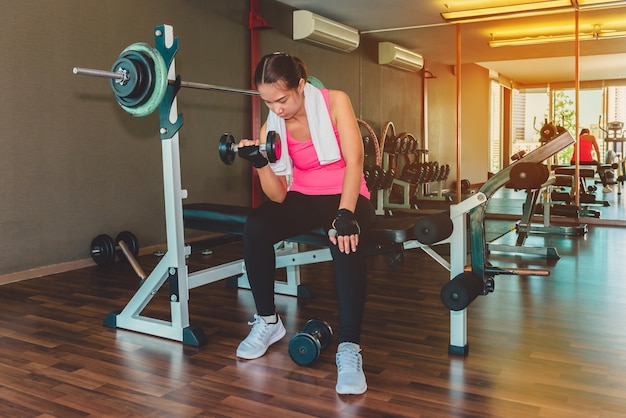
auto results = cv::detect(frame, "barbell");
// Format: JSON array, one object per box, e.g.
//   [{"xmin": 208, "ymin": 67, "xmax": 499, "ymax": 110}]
[
  {"xmin": 73, "ymin": 42, "xmax": 259, "ymax": 118},
  {"xmin": 218, "ymin": 131, "xmax": 282, "ymax": 165},
  {"xmin": 90, "ymin": 231, "xmax": 139, "ymax": 266}
]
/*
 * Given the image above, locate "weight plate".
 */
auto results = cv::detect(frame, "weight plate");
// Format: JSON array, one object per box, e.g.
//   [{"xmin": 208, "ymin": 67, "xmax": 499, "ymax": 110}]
[
  {"xmin": 399, "ymin": 136, "xmax": 409, "ymax": 154},
  {"xmin": 266, "ymin": 131, "xmax": 281, "ymax": 163},
  {"xmin": 380, "ymin": 121, "xmax": 396, "ymax": 157},
  {"xmin": 90, "ymin": 234, "xmax": 115, "ymax": 266},
  {"xmin": 115, "ymin": 43, "xmax": 168, "ymax": 118},
  {"xmin": 111, "ymin": 50, "xmax": 154, "ymax": 108},
  {"xmin": 540, "ymin": 123, "xmax": 556, "ymax": 142},
  {"xmin": 218, "ymin": 133, "xmax": 236, "ymax": 165},
  {"xmin": 110, "ymin": 57, "xmax": 140, "ymax": 100},
  {"xmin": 115, "ymin": 230, "xmax": 139, "ymax": 261},
  {"xmin": 302, "ymin": 319, "xmax": 333, "ymax": 350},
  {"xmin": 288, "ymin": 333, "xmax": 321, "ymax": 366}
]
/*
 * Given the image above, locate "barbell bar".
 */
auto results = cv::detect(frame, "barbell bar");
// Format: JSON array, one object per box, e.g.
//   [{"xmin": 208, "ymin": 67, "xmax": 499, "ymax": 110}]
[
  {"xmin": 72, "ymin": 42, "xmax": 259, "ymax": 118},
  {"xmin": 72, "ymin": 67, "xmax": 260, "ymax": 96},
  {"xmin": 463, "ymin": 265, "xmax": 550, "ymax": 277}
]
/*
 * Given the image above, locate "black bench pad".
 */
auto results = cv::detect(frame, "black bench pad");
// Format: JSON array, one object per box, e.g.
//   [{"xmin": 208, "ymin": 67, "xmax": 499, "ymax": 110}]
[
  {"xmin": 182, "ymin": 203, "xmax": 419, "ymax": 249},
  {"xmin": 554, "ymin": 166, "xmax": 596, "ymax": 177}
]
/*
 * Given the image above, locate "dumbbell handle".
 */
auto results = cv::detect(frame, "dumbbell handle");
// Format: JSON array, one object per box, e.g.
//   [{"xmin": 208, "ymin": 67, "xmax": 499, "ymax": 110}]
[
  {"xmin": 229, "ymin": 141, "xmax": 271, "ymax": 156},
  {"xmin": 219, "ymin": 131, "xmax": 281, "ymax": 165},
  {"xmin": 118, "ymin": 240, "xmax": 147, "ymax": 280},
  {"xmin": 91, "ymin": 240, "xmax": 130, "ymax": 255}
]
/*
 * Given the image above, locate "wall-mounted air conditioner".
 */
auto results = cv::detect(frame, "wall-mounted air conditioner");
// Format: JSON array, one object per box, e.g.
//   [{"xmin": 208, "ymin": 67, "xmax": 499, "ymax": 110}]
[
  {"xmin": 293, "ymin": 10, "xmax": 360, "ymax": 52},
  {"xmin": 378, "ymin": 42, "xmax": 424, "ymax": 72}
]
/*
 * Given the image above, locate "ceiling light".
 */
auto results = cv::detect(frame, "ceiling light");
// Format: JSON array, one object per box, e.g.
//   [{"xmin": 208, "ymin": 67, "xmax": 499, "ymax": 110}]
[
  {"xmin": 441, "ymin": 0, "xmax": 572, "ymax": 22},
  {"xmin": 489, "ymin": 29, "xmax": 626, "ymax": 47},
  {"xmin": 575, "ymin": 0, "xmax": 626, "ymax": 6}
]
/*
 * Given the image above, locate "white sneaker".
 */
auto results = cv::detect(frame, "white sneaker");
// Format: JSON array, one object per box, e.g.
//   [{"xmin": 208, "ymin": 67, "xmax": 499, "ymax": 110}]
[
  {"xmin": 603, "ymin": 186, "xmax": 613, "ymax": 193},
  {"xmin": 236, "ymin": 314, "xmax": 286, "ymax": 360},
  {"xmin": 335, "ymin": 342, "xmax": 367, "ymax": 395}
]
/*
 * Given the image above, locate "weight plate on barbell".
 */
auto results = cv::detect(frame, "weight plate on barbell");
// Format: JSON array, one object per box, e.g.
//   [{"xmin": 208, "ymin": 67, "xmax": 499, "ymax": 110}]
[
  {"xmin": 110, "ymin": 57, "xmax": 141, "ymax": 101},
  {"xmin": 110, "ymin": 50, "xmax": 155, "ymax": 108},
  {"xmin": 114, "ymin": 43, "xmax": 168, "ymax": 118}
]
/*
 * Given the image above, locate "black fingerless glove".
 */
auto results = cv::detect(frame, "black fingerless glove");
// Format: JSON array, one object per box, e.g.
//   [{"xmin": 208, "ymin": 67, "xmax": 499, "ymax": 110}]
[
  {"xmin": 330, "ymin": 209, "xmax": 360, "ymax": 237},
  {"xmin": 238, "ymin": 145, "xmax": 268, "ymax": 168}
]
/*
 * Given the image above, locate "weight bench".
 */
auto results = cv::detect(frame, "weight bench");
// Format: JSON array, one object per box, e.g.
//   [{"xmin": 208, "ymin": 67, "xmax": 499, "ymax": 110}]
[
  {"xmin": 182, "ymin": 202, "xmax": 420, "ymax": 297},
  {"xmin": 554, "ymin": 165, "xmax": 609, "ymax": 209},
  {"xmin": 183, "ymin": 203, "xmax": 417, "ymax": 255}
]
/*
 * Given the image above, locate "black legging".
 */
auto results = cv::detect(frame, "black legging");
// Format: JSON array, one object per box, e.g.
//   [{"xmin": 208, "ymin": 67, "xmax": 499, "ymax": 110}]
[{"xmin": 243, "ymin": 191, "xmax": 376, "ymax": 344}]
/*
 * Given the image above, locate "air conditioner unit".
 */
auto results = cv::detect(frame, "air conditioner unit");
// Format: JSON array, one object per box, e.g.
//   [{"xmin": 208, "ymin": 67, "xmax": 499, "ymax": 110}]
[
  {"xmin": 293, "ymin": 10, "xmax": 360, "ymax": 52},
  {"xmin": 378, "ymin": 42, "xmax": 424, "ymax": 72}
]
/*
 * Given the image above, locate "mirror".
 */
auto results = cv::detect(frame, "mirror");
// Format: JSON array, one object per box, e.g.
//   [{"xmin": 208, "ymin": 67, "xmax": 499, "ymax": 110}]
[{"xmin": 579, "ymin": 5, "xmax": 626, "ymax": 220}]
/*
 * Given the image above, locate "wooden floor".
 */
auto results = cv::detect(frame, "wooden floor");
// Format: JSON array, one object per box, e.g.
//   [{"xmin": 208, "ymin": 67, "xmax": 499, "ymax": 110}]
[{"xmin": 2, "ymin": 192, "xmax": 626, "ymax": 417}]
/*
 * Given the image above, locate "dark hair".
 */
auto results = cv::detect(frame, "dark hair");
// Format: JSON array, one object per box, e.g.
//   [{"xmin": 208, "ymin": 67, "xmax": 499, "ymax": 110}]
[
  {"xmin": 254, "ymin": 53, "xmax": 308, "ymax": 89},
  {"xmin": 580, "ymin": 128, "xmax": 590, "ymax": 135}
]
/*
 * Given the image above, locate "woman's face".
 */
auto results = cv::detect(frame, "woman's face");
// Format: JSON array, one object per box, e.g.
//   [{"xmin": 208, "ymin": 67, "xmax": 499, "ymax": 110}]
[{"xmin": 258, "ymin": 79, "xmax": 304, "ymax": 120}]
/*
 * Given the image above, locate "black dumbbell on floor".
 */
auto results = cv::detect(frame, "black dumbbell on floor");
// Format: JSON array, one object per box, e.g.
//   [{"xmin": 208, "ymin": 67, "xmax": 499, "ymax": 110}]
[
  {"xmin": 218, "ymin": 131, "xmax": 282, "ymax": 165},
  {"xmin": 288, "ymin": 319, "xmax": 333, "ymax": 366},
  {"xmin": 90, "ymin": 230, "xmax": 139, "ymax": 266}
]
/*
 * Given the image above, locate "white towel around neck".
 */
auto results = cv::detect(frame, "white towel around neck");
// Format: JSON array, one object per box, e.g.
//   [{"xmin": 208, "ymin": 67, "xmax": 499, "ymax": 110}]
[{"xmin": 266, "ymin": 83, "xmax": 341, "ymax": 177}]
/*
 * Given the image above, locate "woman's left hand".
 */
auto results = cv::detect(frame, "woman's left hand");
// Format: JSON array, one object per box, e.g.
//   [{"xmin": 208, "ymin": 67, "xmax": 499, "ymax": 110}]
[{"xmin": 328, "ymin": 209, "xmax": 360, "ymax": 254}]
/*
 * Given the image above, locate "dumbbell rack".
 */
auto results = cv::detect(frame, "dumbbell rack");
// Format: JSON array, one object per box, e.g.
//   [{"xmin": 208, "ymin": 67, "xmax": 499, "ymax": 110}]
[{"xmin": 381, "ymin": 144, "xmax": 450, "ymax": 210}]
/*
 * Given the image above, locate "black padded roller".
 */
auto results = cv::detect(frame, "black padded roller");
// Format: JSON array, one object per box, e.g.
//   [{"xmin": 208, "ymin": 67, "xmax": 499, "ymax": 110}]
[
  {"xmin": 440, "ymin": 272, "xmax": 484, "ymax": 311},
  {"xmin": 509, "ymin": 162, "xmax": 549, "ymax": 190},
  {"xmin": 413, "ymin": 212, "xmax": 453, "ymax": 245}
]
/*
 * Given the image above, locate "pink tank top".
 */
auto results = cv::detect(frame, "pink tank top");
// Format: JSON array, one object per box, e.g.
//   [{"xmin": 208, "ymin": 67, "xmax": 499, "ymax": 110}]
[
  {"xmin": 577, "ymin": 136, "xmax": 595, "ymax": 162},
  {"xmin": 287, "ymin": 89, "xmax": 370, "ymax": 198}
]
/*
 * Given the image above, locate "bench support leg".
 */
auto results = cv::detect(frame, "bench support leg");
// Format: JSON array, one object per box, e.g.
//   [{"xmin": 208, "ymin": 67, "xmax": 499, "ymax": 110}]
[{"xmin": 234, "ymin": 242, "xmax": 331, "ymax": 297}]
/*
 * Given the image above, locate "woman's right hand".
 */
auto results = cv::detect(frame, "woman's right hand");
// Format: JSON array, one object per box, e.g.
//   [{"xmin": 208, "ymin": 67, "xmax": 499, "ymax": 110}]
[{"xmin": 237, "ymin": 139, "xmax": 268, "ymax": 168}]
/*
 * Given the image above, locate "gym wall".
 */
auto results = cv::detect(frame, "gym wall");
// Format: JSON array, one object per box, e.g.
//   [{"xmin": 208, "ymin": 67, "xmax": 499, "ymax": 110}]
[{"xmin": 0, "ymin": 0, "xmax": 485, "ymax": 279}]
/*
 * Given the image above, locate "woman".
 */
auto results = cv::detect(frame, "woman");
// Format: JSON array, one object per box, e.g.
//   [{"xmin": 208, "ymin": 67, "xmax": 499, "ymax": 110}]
[
  {"xmin": 235, "ymin": 52, "xmax": 375, "ymax": 395},
  {"xmin": 571, "ymin": 128, "xmax": 600, "ymax": 165},
  {"xmin": 571, "ymin": 128, "xmax": 612, "ymax": 193}
]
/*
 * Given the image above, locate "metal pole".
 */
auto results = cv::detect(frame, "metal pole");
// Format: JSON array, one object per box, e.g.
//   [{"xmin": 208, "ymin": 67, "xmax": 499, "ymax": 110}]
[{"xmin": 72, "ymin": 66, "xmax": 260, "ymax": 96}]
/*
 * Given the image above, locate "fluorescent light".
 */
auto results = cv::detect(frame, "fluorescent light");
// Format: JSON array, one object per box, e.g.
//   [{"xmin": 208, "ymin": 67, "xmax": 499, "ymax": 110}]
[
  {"xmin": 441, "ymin": 0, "xmax": 571, "ymax": 22},
  {"xmin": 576, "ymin": 0, "xmax": 626, "ymax": 6},
  {"xmin": 489, "ymin": 29, "xmax": 626, "ymax": 47}
]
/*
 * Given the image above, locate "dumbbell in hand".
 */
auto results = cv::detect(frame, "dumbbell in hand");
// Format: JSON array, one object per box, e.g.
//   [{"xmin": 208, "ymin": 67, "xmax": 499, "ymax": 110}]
[
  {"xmin": 288, "ymin": 319, "xmax": 333, "ymax": 366},
  {"xmin": 218, "ymin": 131, "xmax": 282, "ymax": 165}
]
